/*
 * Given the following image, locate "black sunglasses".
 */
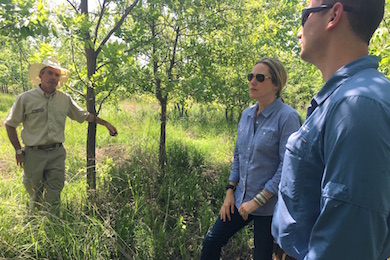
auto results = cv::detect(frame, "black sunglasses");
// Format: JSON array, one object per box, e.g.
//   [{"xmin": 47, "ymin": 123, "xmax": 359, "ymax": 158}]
[
  {"xmin": 247, "ymin": 73, "xmax": 271, "ymax": 82},
  {"xmin": 301, "ymin": 4, "xmax": 353, "ymax": 27}
]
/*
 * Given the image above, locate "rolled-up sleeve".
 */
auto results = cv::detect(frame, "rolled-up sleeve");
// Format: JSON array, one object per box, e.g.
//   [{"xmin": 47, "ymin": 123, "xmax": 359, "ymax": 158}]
[
  {"xmin": 4, "ymin": 95, "xmax": 24, "ymax": 128},
  {"xmin": 67, "ymin": 96, "xmax": 89, "ymax": 123}
]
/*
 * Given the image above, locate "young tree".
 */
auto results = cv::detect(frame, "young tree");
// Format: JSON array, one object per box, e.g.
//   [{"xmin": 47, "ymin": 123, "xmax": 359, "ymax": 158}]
[
  {"xmin": 57, "ymin": 0, "xmax": 139, "ymax": 195},
  {"xmin": 124, "ymin": 0, "xmax": 221, "ymax": 170}
]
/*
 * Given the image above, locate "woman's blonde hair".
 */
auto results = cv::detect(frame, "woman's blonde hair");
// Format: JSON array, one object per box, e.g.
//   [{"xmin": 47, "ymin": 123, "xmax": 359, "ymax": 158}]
[{"xmin": 255, "ymin": 57, "xmax": 287, "ymax": 98}]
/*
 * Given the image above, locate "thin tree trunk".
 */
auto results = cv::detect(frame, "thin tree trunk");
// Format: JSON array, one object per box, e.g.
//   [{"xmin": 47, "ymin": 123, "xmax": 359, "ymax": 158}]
[
  {"xmin": 155, "ymin": 76, "xmax": 167, "ymax": 171},
  {"xmin": 159, "ymin": 97, "xmax": 167, "ymax": 170},
  {"xmin": 81, "ymin": 0, "xmax": 97, "ymax": 196},
  {"xmin": 86, "ymin": 50, "xmax": 98, "ymax": 195}
]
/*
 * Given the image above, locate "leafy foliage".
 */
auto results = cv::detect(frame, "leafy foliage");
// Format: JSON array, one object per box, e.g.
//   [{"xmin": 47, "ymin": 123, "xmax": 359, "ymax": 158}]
[
  {"xmin": 0, "ymin": 0, "xmax": 49, "ymax": 39},
  {"xmin": 371, "ymin": 0, "xmax": 390, "ymax": 78}
]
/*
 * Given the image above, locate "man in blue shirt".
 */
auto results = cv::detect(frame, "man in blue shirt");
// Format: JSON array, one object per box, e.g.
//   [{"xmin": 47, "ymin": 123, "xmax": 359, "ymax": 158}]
[{"xmin": 272, "ymin": 0, "xmax": 390, "ymax": 259}]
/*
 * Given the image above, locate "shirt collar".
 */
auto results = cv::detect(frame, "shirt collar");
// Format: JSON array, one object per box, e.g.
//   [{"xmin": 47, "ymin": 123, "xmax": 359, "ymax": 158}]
[
  {"xmin": 38, "ymin": 84, "xmax": 57, "ymax": 98},
  {"xmin": 313, "ymin": 55, "xmax": 379, "ymax": 106},
  {"xmin": 250, "ymin": 97, "xmax": 284, "ymax": 118}
]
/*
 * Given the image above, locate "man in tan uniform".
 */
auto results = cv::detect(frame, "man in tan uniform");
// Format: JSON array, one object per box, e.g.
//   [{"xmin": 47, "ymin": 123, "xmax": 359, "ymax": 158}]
[{"xmin": 4, "ymin": 57, "xmax": 118, "ymax": 210}]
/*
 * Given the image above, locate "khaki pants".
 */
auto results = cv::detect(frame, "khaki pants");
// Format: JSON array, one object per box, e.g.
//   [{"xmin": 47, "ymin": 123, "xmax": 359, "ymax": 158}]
[{"xmin": 22, "ymin": 146, "xmax": 66, "ymax": 210}]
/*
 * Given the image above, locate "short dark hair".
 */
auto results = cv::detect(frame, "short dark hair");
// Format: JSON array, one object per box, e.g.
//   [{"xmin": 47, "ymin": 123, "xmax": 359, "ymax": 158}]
[{"xmin": 322, "ymin": 0, "xmax": 384, "ymax": 44}]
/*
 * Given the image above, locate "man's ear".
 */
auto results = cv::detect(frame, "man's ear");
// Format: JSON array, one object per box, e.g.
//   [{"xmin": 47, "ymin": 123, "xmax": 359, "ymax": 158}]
[{"xmin": 327, "ymin": 3, "xmax": 343, "ymax": 29}]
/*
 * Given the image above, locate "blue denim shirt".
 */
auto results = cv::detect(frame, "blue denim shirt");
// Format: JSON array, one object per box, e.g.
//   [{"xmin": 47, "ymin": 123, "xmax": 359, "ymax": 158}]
[
  {"xmin": 229, "ymin": 98, "xmax": 301, "ymax": 216},
  {"xmin": 272, "ymin": 56, "xmax": 390, "ymax": 260}
]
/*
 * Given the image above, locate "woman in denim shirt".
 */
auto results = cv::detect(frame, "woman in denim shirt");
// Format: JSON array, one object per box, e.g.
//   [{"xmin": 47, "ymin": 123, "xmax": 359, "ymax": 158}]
[{"xmin": 201, "ymin": 58, "xmax": 301, "ymax": 260}]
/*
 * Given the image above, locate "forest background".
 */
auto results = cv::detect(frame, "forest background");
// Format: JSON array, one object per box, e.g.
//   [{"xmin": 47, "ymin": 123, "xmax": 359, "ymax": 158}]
[{"xmin": 0, "ymin": 0, "xmax": 389, "ymax": 259}]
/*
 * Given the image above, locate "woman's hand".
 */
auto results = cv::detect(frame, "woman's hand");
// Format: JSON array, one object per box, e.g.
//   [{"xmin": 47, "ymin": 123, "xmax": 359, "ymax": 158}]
[
  {"xmin": 238, "ymin": 190, "xmax": 273, "ymax": 220},
  {"xmin": 219, "ymin": 190, "xmax": 235, "ymax": 222},
  {"xmin": 238, "ymin": 200, "xmax": 260, "ymax": 221}
]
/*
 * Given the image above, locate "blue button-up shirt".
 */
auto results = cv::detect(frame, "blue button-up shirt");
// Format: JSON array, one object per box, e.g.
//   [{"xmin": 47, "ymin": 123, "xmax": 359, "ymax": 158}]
[
  {"xmin": 272, "ymin": 56, "xmax": 390, "ymax": 260},
  {"xmin": 229, "ymin": 98, "xmax": 301, "ymax": 216}
]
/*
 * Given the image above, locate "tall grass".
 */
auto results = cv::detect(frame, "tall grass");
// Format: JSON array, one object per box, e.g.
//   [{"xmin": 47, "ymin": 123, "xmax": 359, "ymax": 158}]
[{"xmin": 0, "ymin": 93, "xmax": 254, "ymax": 259}]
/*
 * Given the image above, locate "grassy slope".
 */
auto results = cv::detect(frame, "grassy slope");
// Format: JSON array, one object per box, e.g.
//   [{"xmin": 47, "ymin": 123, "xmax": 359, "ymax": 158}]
[{"xmin": 0, "ymin": 93, "xmax": 253, "ymax": 259}]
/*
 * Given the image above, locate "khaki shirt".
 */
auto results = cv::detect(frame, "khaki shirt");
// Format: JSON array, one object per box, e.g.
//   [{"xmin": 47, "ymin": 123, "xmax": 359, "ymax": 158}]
[{"xmin": 4, "ymin": 87, "xmax": 89, "ymax": 146}]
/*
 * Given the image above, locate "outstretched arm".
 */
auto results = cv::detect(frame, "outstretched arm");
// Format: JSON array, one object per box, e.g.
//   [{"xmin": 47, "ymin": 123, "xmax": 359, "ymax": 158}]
[{"xmin": 86, "ymin": 114, "xmax": 118, "ymax": 136}]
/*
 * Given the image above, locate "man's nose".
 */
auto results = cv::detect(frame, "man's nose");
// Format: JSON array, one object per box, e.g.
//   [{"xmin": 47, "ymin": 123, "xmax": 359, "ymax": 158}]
[{"xmin": 297, "ymin": 29, "xmax": 303, "ymax": 40}]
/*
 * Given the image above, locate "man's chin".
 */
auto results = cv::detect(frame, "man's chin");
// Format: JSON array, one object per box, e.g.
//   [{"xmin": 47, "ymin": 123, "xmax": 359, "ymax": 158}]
[
  {"xmin": 300, "ymin": 49, "xmax": 305, "ymax": 59},
  {"xmin": 300, "ymin": 50, "xmax": 312, "ymax": 64}
]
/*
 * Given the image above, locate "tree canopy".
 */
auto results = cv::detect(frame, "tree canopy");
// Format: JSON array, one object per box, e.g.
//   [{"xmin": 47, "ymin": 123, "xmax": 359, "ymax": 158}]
[{"xmin": 1, "ymin": 0, "xmax": 389, "ymax": 186}]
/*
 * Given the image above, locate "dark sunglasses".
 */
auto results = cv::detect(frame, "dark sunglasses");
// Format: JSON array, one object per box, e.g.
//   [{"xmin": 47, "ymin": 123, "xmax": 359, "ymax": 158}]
[
  {"xmin": 247, "ymin": 73, "xmax": 271, "ymax": 82},
  {"xmin": 301, "ymin": 4, "xmax": 353, "ymax": 27}
]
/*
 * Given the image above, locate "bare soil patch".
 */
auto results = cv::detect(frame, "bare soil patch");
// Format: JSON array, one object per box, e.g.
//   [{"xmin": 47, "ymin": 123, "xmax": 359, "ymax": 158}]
[
  {"xmin": 122, "ymin": 104, "xmax": 137, "ymax": 112},
  {"xmin": 96, "ymin": 143, "xmax": 131, "ymax": 169}
]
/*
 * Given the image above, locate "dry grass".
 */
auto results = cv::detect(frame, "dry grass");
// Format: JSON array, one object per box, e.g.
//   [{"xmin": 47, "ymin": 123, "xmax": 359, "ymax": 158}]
[{"xmin": 96, "ymin": 143, "xmax": 131, "ymax": 169}]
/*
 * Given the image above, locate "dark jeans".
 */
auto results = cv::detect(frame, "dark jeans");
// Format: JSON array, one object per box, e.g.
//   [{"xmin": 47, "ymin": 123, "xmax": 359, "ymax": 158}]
[{"xmin": 201, "ymin": 206, "xmax": 273, "ymax": 260}]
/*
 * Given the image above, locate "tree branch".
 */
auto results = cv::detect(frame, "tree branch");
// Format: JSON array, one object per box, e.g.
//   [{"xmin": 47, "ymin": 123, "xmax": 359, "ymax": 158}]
[
  {"xmin": 94, "ymin": 0, "xmax": 107, "ymax": 45},
  {"xmin": 70, "ymin": 38, "xmax": 88, "ymax": 99},
  {"xmin": 66, "ymin": 84, "xmax": 86, "ymax": 100},
  {"xmin": 66, "ymin": 0, "xmax": 79, "ymax": 13},
  {"xmin": 96, "ymin": 0, "xmax": 140, "ymax": 56},
  {"xmin": 96, "ymin": 63, "xmax": 106, "ymax": 72},
  {"xmin": 15, "ymin": 38, "xmax": 29, "ymax": 64},
  {"xmin": 96, "ymin": 86, "xmax": 115, "ymax": 116}
]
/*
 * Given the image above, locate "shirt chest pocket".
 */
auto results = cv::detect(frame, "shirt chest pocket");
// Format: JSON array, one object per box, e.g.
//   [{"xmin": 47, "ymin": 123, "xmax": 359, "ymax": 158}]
[
  {"xmin": 26, "ymin": 107, "xmax": 45, "ymax": 116},
  {"xmin": 237, "ymin": 123, "xmax": 251, "ymax": 146},
  {"xmin": 285, "ymin": 124, "xmax": 315, "ymax": 158},
  {"xmin": 24, "ymin": 107, "xmax": 46, "ymax": 126},
  {"xmin": 254, "ymin": 128, "xmax": 278, "ymax": 151},
  {"xmin": 50, "ymin": 108, "xmax": 67, "ymax": 129}
]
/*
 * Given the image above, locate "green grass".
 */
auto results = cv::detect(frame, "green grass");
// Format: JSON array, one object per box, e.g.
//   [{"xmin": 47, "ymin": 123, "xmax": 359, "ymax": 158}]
[{"xmin": 0, "ymin": 93, "xmax": 254, "ymax": 259}]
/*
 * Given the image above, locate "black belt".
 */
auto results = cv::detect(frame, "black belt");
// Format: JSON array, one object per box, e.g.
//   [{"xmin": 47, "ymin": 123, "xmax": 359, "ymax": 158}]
[{"xmin": 28, "ymin": 143, "xmax": 63, "ymax": 151}]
